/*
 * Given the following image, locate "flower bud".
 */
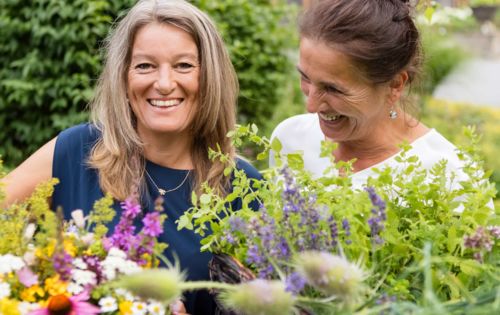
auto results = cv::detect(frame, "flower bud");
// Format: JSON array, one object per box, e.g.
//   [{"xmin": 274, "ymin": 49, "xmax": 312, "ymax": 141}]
[
  {"xmin": 23, "ymin": 223, "xmax": 36, "ymax": 240},
  {"xmin": 23, "ymin": 244, "xmax": 37, "ymax": 266},
  {"xmin": 296, "ymin": 251, "xmax": 365, "ymax": 301},
  {"xmin": 71, "ymin": 209, "xmax": 86, "ymax": 229},
  {"xmin": 220, "ymin": 279, "xmax": 295, "ymax": 315},
  {"xmin": 116, "ymin": 269, "xmax": 183, "ymax": 304}
]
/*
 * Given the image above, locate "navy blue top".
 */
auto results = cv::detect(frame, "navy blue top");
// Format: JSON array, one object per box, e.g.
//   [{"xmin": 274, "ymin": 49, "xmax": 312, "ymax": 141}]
[{"xmin": 52, "ymin": 124, "xmax": 262, "ymax": 315}]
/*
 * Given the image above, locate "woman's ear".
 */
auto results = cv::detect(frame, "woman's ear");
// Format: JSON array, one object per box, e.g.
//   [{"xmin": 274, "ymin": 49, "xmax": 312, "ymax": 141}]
[{"xmin": 388, "ymin": 71, "xmax": 409, "ymax": 104}]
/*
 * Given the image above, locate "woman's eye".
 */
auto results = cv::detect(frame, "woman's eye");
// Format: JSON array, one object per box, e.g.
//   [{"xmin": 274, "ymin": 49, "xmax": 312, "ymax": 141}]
[
  {"xmin": 135, "ymin": 63, "xmax": 153, "ymax": 70},
  {"xmin": 324, "ymin": 85, "xmax": 341, "ymax": 94},
  {"xmin": 176, "ymin": 62, "xmax": 195, "ymax": 71}
]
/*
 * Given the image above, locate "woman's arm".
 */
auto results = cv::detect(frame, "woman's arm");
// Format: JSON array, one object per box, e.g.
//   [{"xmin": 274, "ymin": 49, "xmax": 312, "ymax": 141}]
[{"xmin": 1, "ymin": 137, "xmax": 56, "ymax": 207}]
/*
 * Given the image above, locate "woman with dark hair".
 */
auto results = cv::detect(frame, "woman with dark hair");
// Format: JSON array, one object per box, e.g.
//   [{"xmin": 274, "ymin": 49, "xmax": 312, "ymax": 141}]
[
  {"xmin": 270, "ymin": 0, "xmax": 475, "ymax": 190},
  {"xmin": 2, "ymin": 0, "xmax": 261, "ymax": 313}
]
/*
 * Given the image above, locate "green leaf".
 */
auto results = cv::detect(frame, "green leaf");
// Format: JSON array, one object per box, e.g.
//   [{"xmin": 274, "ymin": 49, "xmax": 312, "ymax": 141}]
[
  {"xmin": 177, "ymin": 215, "xmax": 193, "ymax": 231},
  {"xmin": 270, "ymin": 137, "xmax": 282, "ymax": 153},
  {"xmin": 200, "ymin": 194, "xmax": 211, "ymax": 205}
]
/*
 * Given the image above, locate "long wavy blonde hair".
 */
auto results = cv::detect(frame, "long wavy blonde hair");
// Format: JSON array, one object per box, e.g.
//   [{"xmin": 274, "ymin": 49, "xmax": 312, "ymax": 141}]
[{"xmin": 89, "ymin": 0, "xmax": 238, "ymax": 200}]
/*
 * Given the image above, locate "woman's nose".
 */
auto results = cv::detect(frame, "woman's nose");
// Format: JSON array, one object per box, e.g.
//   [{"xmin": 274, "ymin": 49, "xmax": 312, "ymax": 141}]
[
  {"xmin": 305, "ymin": 85, "xmax": 321, "ymax": 113},
  {"xmin": 154, "ymin": 66, "xmax": 176, "ymax": 94}
]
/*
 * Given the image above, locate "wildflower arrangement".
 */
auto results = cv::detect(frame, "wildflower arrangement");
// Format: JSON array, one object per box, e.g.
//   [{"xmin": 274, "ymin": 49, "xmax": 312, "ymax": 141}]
[
  {"xmin": 0, "ymin": 177, "xmax": 169, "ymax": 315},
  {"xmin": 177, "ymin": 124, "xmax": 500, "ymax": 314}
]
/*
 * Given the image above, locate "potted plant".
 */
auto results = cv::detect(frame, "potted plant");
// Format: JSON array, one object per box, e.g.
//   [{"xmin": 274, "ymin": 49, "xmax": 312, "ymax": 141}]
[{"xmin": 470, "ymin": 0, "xmax": 500, "ymax": 23}]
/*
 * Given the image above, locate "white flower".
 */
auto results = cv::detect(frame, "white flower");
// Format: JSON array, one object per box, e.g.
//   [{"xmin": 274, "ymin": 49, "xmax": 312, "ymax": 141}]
[
  {"xmin": 119, "ymin": 260, "xmax": 142, "ymax": 275},
  {"xmin": 23, "ymin": 245, "xmax": 37, "ymax": 266},
  {"xmin": 99, "ymin": 296, "xmax": 118, "ymax": 313},
  {"xmin": 71, "ymin": 209, "xmax": 86, "ymax": 229},
  {"xmin": 131, "ymin": 301, "xmax": 148, "ymax": 315},
  {"xmin": 72, "ymin": 269, "xmax": 97, "ymax": 286},
  {"xmin": 67, "ymin": 282, "xmax": 84, "ymax": 295},
  {"xmin": 18, "ymin": 301, "xmax": 39, "ymax": 315},
  {"xmin": 0, "ymin": 282, "xmax": 11, "ymax": 299},
  {"xmin": 108, "ymin": 247, "xmax": 127, "ymax": 259},
  {"xmin": 114, "ymin": 288, "xmax": 135, "ymax": 301},
  {"xmin": 72, "ymin": 258, "xmax": 88, "ymax": 270},
  {"xmin": 80, "ymin": 233, "xmax": 95, "ymax": 246},
  {"xmin": 148, "ymin": 301, "xmax": 166, "ymax": 315},
  {"xmin": 0, "ymin": 254, "xmax": 25, "ymax": 274},
  {"xmin": 23, "ymin": 223, "xmax": 36, "ymax": 240}
]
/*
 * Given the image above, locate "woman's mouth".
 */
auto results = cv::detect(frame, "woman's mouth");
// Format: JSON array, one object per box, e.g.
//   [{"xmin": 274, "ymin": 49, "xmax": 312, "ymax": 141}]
[
  {"xmin": 148, "ymin": 99, "xmax": 182, "ymax": 108},
  {"xmin": 319, "ymin": 112, "xmax": 344, "ymax": 122}
]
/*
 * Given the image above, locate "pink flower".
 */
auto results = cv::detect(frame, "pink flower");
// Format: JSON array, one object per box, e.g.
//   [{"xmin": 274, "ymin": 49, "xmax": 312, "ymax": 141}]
[
  {"xmin": 28, "ymin": 292, "xmax": 100, "ymax": 315},
  {"xmin": 17, "ymin": 267, "xmax": 39, "ymax": 287}
]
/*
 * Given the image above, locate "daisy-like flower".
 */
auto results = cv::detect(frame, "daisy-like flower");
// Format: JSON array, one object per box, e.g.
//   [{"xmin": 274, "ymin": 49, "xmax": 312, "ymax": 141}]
[
  {"xmin": 147, "ymin": 301, "xmax": 166, "ymax": 315},
  {"xmin": 99, "ymin": 296, "xmax": 118, "ymax": 313},
  {"xmin": 29, "ymin": 292, "xmax": 100, "ymax": 315},
  {"xmin": 131, "ymin": 301, "xmax": 148, "ymax": 315},
  {"xmin": 72, "ymin": 258, "xmax": 88, "ymax": 270}
]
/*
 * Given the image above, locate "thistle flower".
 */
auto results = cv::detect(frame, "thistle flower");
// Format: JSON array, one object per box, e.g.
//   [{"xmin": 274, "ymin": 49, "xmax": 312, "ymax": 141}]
[
  {"xmin": 295, "ymin": 251, "xmax": 365, "ymax": 301},
  {"xmin": 220, "ymin": 279, "xmax": 295, "ymax": 315},
  {"xmin": 116, "ymin": 269, "xmax": 184, "ymax": 304}
]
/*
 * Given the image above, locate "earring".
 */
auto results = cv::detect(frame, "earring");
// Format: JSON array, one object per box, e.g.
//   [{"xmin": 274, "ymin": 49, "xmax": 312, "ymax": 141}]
[{"xmin": 389, "ymin": 107, "xmax": 398, "ymax": 120}]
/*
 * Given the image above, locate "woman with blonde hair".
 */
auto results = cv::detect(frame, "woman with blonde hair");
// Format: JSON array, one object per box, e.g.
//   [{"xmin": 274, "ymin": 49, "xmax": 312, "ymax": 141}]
[{"xmin": 2, "ymin": 0, "xmax": 261, "ymax": 313}]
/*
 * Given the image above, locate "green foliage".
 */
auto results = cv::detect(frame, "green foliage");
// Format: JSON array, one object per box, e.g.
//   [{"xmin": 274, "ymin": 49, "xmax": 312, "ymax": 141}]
[
  {"xmin": 0, "ymin": 177, "xmax": 58, "ymax": 256},
  {"xmin": 0, "ymin": 0, "xmax": 296, "ymax": 167},
  {"xmin": 193, "ymin": 0, "xmax": 297, "ymax": 127},
  {"xmin": 421, "ymin": 98, "xmax": 500, "ymax": 198},
  {"xmin": 179, "ymin": 124, "xmax": 498, "ymax": 313},
  {"xmin": 419, "ymin": 25, "xmax": 469, "ymax": 94}
]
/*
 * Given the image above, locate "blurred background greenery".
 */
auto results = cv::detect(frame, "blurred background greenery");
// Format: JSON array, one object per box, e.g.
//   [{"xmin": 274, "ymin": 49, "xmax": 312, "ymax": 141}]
[{"xmin": 0, "ymin": 0, "xmax": 498, "ymax": 203}]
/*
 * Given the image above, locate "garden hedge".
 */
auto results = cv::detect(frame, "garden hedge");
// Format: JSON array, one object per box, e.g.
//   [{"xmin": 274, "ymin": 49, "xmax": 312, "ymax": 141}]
[{"xmin": 0, "ymin": 0, "xmax": 295, "ymax": 167}]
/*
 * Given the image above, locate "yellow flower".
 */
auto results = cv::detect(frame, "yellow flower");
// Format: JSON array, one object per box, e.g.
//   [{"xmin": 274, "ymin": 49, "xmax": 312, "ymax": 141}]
[
  {"xmin": 0, "ymin": 298, "xmax": 20, "ymax": 315},
  {"xmin": 63, "ymin": 238, "xmax": 77, "ymax": 257},
  {"xmin": 44, "ymin": 275, "xmax": 68, "ymax": 296},
  {"xmin": 20, "ymin": 285, "xmax": 45, "ymax": 302},
  {"xmin": 119, "ymin": 300, "xmax": 133, "ymax": 315}
]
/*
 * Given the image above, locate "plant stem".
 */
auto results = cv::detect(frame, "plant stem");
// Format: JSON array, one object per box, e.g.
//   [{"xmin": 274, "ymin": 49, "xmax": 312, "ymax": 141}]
[{"xmin": 180, "ymin": 281, "xmax": 235, "ymax": 291}]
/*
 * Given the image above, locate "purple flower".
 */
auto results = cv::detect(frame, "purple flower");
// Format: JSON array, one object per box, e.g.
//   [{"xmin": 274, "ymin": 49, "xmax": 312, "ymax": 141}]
[
  {"xmin": 464, "ymin": 226, "xmax": 496, "ymax": 262},
  {"xmin": 342, "ymin": 218, "xmax": 352, "ymax": 245},
  {"xmin": 52, "ymin": 250, "xmax": 73, "ymax": 281},
  {"xmin": 142, "ymin": 212, "xmax": 163, "ymax": 237},
  {"xmin": 120, "ymin": 197, "xmax": 141, "ymax": 219},
  {"xmin": 16, "ymin": 267, "xmax": 39, "ymax": 287},
  {"xmin": 229, "ymin": 216, "xmax": 247, "ymax": 233},
  {"xmin": 327, "ymin": 215, "xmax": 338, "ymax": 248},
  {"xmin": 285, "ymin": 272, "xmax": 306, "ymax": 295},
  {"xmin": 83, "ymin": 255, "xmax": 104, "ymax": 284},
  {"xmin": 487, "ymin": 226, "xmax": 500, "ymax": 239},
  {"xmin": 365, "ymin": 187, "xmax": 387, "ymax": 245}
]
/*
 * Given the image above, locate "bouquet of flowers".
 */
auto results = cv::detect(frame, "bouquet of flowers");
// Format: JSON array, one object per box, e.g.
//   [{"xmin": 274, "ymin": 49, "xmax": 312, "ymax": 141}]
[
  {"xmin": 0, "ymin": 177, "xmax": 169, "ymax": 315},
  {"xmin": 176, "ymin": 125, "xmax": 500, "ymax": 314}
]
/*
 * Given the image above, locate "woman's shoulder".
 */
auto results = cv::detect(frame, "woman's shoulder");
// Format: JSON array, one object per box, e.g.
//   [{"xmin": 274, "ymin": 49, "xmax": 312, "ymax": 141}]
[
  {"xmin": 410, "ymin": 129, "xmax": 464, "ymax": 169},
  {"xmin": 54, "ymin": 123, "xmax": 101, "ymax": 166},
  {"xmin": 56, "ymin": 123, "xmax": 100, "ymax": 145},
  {"xmin": 235, "ymin": 158, "xmax": 262, "ymax": 180}
]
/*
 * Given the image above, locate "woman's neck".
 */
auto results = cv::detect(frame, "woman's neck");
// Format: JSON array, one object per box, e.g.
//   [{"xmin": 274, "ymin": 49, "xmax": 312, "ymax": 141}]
[
  {"xmin": 332, "ymin": 114, "xmax": 429, "ymax": 173},
  {"xmin": 139, "ymin": 130, "xmax": 194, "ymax": 170}
]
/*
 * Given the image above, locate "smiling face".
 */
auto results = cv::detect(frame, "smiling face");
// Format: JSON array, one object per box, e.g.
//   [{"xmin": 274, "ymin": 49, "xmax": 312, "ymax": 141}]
[
  {"xmin": 298, "ymin": 38, "xmax": 392, "ymax": 144},
  {"xmin": 127, "ymin": 22, "xmax": 200, "ymax": 141}
]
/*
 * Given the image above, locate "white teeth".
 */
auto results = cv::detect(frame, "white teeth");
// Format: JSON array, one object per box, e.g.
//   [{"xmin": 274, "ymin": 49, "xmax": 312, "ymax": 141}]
[
  {"xmin": 319, "ymin": 113, "xmax": 341, "ymax": 121},
  {"xmin": 150, "ymin": 99, "xmax": 181, "ymax": 107}
]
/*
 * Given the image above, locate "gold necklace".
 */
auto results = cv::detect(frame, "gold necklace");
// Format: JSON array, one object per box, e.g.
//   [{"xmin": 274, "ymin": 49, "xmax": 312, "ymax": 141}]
[{"xmin": 145, "ymin": 169, "xmax": 191, "ymax": 196}]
